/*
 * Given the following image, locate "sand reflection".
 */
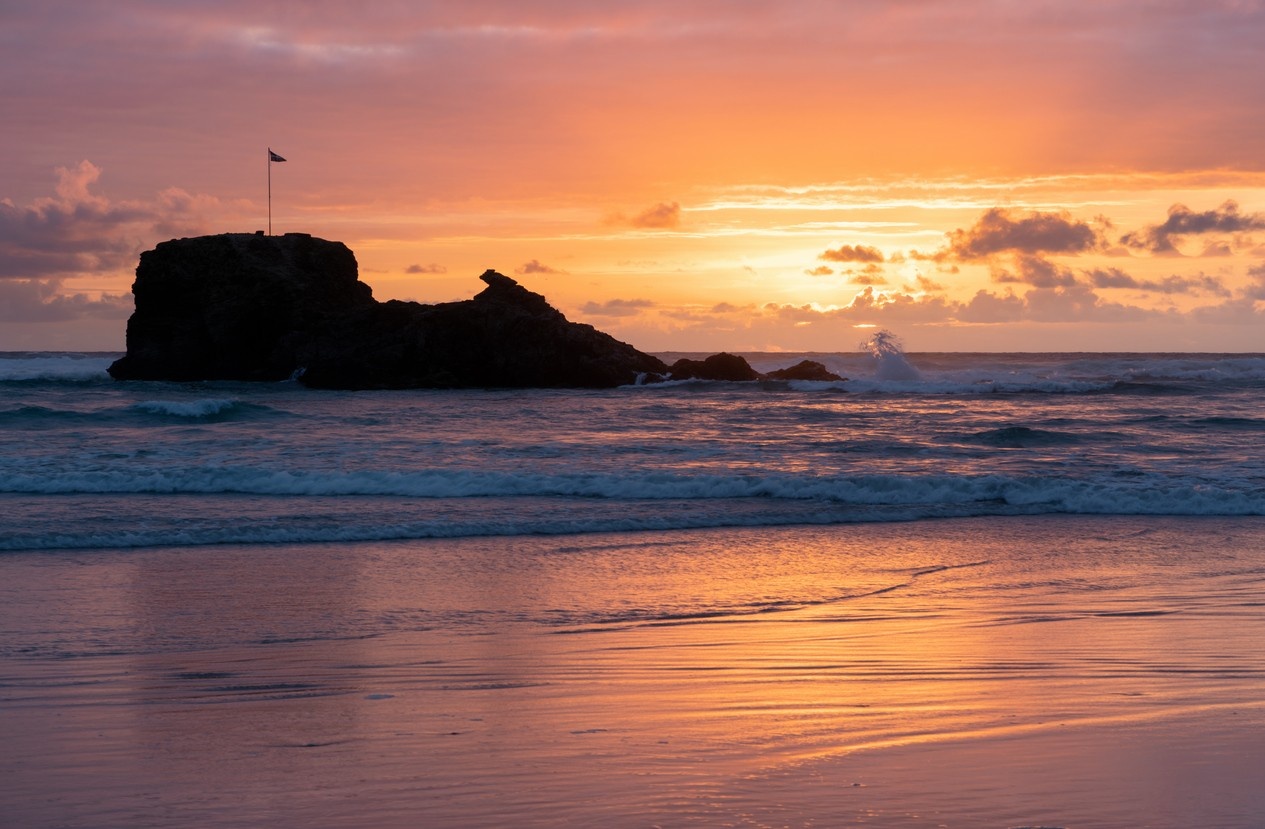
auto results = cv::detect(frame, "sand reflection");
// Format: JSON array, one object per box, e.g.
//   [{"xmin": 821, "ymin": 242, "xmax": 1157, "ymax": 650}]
[{"xmin": 4, "ymin": 517, "xmax": 1265, "ymax": 827}]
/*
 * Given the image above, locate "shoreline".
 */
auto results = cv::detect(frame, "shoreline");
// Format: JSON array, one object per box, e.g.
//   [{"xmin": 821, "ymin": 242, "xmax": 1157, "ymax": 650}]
[{"xmin": 4, "ymin": 516, "xmax": 1265, "ymax": 827}]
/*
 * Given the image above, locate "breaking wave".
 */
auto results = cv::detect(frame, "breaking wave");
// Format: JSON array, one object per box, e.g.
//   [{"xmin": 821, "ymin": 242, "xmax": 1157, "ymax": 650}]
[
  {"xmin": 2, "ymin": 465, "xmax": 1262, "ymax": 509},
  {"xmin": 3, "ymin": 469, "xmax": 1262, "ymax": 551},
  {"xmin": 0, "ymin": 352, "xmax": 117, "ymax": 383},
  {"xmin": 861, "ymin": 330, "xmax": 921, "ymax": 381}
]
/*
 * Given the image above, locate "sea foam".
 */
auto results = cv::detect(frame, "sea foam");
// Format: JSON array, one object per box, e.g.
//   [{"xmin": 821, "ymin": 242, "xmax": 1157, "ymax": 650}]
[
  {"xmin": 132, "ymin": 399, "xmax": 244, "ymax": 418},
  {"xmin": 3, "ymin": 466, "xmax": 1262, "ymax": 516},
  {"xmin": 0, "ymin": 353, "xmax": 117, "ymax": 382}
]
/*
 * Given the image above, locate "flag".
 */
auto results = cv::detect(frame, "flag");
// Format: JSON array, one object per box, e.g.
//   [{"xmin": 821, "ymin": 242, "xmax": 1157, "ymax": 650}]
[{"xmin": 269, "ymin": 149, "xmax": 286, "ymax": 162}]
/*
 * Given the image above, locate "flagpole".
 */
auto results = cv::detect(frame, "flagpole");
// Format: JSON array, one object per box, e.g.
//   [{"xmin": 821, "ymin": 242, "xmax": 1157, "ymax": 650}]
[{"xmin": 267, "ymin": 149, "xmax": 285, "ymax": 235}]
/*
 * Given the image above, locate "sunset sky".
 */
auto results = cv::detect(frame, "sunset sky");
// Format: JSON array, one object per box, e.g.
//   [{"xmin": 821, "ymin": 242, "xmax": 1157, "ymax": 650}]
[{"xmin": 4, "ymin": 0, "xmax": 1265, "ymax": 352}]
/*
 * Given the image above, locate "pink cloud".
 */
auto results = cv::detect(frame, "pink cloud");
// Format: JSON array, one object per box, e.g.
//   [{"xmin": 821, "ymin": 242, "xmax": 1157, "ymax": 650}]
[
  {"xmin": 516, "ymin": 259, "xmax": 565, "ymax": 275},
  {"xmin": 629, "ymin": 202, "xmax": 681, "ymax": 229},
  {"xmin": 1, "ymin": 162, "xmax": 160, "ymax": 279},
  {"xmin": 580, "ymin": 298, "xmax": 656, "ymax": 317},
  {"xmin": 944, "ymin": 209, "xmax": 1104, "ymax": 261},
  {"xmin": 1086, "ymin": 267, "xmax": 1230, "ymax": 297},
  {"xmin": 0, "ymin": 279, "xmax": 131, "ymax": 323},
  {"xmin": 1121, "ymin": 201, "xmax": 1265, "ymax": 255}
]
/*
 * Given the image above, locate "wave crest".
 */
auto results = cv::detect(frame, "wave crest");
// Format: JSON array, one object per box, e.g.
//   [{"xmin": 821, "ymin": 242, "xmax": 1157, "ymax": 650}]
[
  {"xmin": 132, "ymin": 399, "xmax": 243, "ymax": 419},
  {"xmin": 0, "ymin": 353, "xmax": 116, "ymax": 383}
]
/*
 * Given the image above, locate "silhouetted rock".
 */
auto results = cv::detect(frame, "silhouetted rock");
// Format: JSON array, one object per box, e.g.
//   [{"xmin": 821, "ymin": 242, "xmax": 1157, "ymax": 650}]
[
  {"xmin": 108, "ymin": 232, "xmax": 371, "ymax": 382},
  {"xmin": 668, "ymin": 352, "xmax": 761, "ymax": 382},
  {"xmin": 764, "ymin": 360, "xmax": 844, "ymax": 382},
  {"xmin": 108, "ymin": 232, "xmax": 668, "ymax": 389},
  {"xmin": 297, "ymin": 269, "xmax": 669, "ymax": 389}
]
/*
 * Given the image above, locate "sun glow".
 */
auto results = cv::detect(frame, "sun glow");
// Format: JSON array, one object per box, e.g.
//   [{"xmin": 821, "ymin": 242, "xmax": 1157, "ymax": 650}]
[{"xmin": 4, "ymin": 3, "xmax": 1265, "ymax": 351}]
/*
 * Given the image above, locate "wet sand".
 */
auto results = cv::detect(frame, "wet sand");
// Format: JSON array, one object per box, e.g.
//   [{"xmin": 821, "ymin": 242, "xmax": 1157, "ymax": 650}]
[{"xmin": 3, "ymin": 516, "xmax": 1265, "ymax": 827}]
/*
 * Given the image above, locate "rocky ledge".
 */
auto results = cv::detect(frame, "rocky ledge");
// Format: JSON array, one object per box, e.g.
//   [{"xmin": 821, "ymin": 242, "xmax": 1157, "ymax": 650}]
[{"xmin": 107, "ymin": 233, "xmax": 844, "ymax": 389}]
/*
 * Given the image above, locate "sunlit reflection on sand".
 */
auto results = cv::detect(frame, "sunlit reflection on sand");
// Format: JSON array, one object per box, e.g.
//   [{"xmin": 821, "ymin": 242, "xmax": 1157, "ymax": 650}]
[{"xmin": 3, "ymin": 516, "xmax": 1265, "ymax": 827}]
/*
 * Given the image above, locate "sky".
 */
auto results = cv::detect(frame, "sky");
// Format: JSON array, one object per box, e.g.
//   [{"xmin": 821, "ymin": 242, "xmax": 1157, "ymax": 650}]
[{"xmin": 3, "ymin": 0, "xmax": 1265, "ymax": 352}]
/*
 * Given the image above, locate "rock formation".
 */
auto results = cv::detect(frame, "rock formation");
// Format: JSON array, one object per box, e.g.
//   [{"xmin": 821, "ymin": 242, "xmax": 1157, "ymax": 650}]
[
  {"xmin": 108, "ymin": 232, "xmax": 668, "ymax": 388},
  {"xmin": 764, "ymin": 360, "xmax": 843, "ymax": 382},
  {"xmin": 108, "ymin": 232, "xmax": 371, "ymax": 382},
  {"xmin": 108, "ymin": 232, "xmax": 847, "ymax": 389},
  {"xmin": 666, "ymin": 354, "xmax": 844, "ymax": 382},
  {"xmin": 667, "ymin": 352, "xmax": 762, "ymax": 382}
]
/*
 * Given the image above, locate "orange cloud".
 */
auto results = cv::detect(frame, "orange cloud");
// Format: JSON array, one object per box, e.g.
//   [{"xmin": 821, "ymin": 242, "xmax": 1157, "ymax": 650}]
[
  {"xmin": 820, "ymin": 244, "xmax": 884, "ymax": 263},
  {"xmin": 629, "ymin": 202, "xmax": 681, "ymax": 229}
]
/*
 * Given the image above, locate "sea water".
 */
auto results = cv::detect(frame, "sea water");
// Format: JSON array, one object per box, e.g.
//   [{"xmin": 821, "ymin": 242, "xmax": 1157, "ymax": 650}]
[
  {"xmin": 3, "ymin": 349, "xmax": 1265, "ymax": 551},
  {"xmin": 4, "ymin": 348, "xmax": 1265, "ymax": 827}
]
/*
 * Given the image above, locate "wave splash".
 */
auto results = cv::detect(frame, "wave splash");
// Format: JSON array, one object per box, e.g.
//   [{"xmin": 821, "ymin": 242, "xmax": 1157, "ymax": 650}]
[{"xmin": 861, "ymin": 330, "xmax": 921, "ymax": 381}]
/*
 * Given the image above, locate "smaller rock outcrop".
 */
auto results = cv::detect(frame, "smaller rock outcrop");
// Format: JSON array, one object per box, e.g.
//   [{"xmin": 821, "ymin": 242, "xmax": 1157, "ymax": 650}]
[
  {"xmin": 663, "ymin": 354, "xmax": 845, "ymax": 383},
  {"xmin": 667, "ymin": 352, "xmax": 762, "ymax": 382},
  {"xmin": 764, "ymin": 360, "xmax": 844, "ymax": 382}
]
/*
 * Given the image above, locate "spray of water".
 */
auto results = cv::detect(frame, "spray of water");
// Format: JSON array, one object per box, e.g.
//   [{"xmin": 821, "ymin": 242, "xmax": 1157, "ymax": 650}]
[{"xmin": 860, "ymin": 329, "xmax": 922, "ymax": 381}]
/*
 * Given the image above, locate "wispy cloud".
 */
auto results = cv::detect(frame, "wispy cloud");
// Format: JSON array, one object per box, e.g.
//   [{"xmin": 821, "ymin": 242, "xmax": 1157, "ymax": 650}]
[
  {"xmin": 1086, "ymin": 267, "xmax": 1230, "ymax": 297},
  {"xmin": 1244, "ymin": 263, "xmax": 1265, "ymax": 301},
  {"xmin": 516, "ymin": 259, "xmax": 565, "ymax": 275},
  {"xmin": 628, "ymin": 202, "xmax": 681, "ymax": 229},
  {"xmin": 406, "ymin": 262, "xmax": 447, "ymax": 274},
  {"xmin": 580, "ymin": 298, "xmax": 656, "ymax": 317}
]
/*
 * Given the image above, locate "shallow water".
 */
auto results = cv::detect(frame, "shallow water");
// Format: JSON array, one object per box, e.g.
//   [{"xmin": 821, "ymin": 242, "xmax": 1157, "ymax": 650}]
[{"xmin": 4, "ymin": 517, "xmax": 1264, "ymax": 827}]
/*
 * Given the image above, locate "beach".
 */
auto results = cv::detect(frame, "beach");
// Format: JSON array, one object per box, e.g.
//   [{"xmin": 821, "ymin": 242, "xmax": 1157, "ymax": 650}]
[
  {"xmin": 5, "ymin": 350, "xmax": 1265, "ymax": 826},
  {"xmin": 5, "ymin": 517, "xmax": 1265, "ymax": 828}
]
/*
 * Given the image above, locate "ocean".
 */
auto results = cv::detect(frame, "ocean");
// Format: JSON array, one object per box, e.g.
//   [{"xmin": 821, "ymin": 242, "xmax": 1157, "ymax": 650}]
[
  {"xmin": 4, "ymin": 348, "xmax": 1265, "ymax": 827},
  {"xmin": 5, "ymin": 349, "xmax": 1265, "ymax": 551}
]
